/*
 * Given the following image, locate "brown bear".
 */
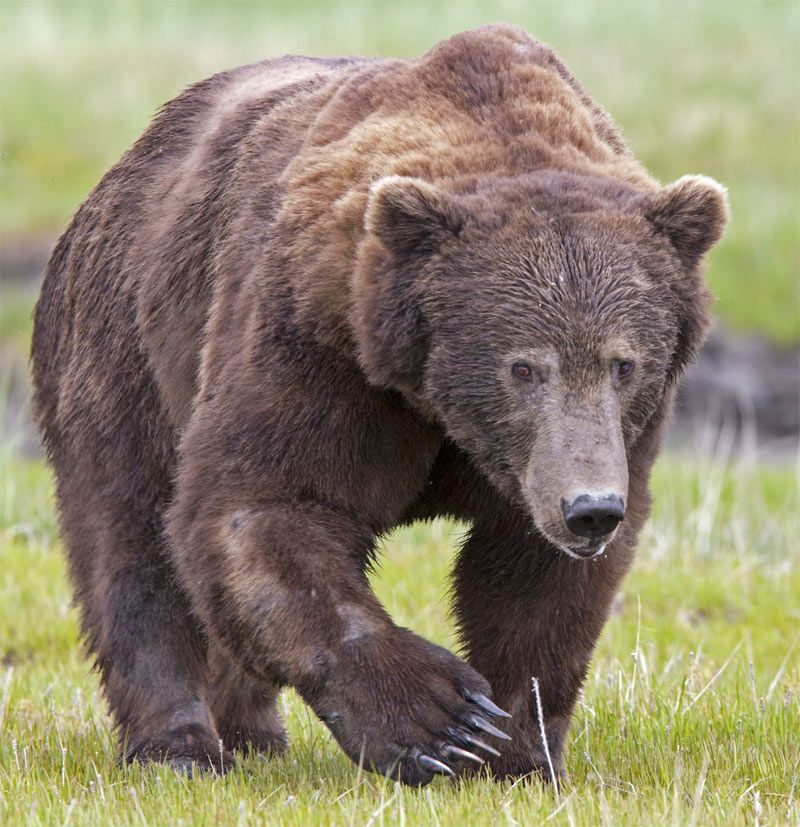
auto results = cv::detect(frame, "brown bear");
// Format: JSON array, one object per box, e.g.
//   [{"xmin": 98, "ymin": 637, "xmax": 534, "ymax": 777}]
[{"xmin": 31, "ymin": 23, "xmax": 728, "ymax": 786}]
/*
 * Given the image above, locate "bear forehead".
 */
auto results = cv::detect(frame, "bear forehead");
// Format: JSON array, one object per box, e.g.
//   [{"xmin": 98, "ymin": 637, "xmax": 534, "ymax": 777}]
[
  {"xmin": 431, "ymin": 231, "xmax": 671, "ymax": 351},
  {"xmin": 440, "ymin": 212, "xmax": 661, "ymax": 301}
]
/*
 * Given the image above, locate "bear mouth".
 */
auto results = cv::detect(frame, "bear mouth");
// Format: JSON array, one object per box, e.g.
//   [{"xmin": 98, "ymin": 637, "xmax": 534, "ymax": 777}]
[{"xmin": 560, "ymin": 542, "xmax": 608, "ymax": 560}]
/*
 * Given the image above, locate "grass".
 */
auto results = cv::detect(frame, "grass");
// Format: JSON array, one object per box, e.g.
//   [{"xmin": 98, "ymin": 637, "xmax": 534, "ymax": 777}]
[
  {"xmin": 0, "ymin": 2, "xmax": 798, "ymax": 823},
  {"xmin": 0, "ymin": 443, "xmax": 798, "ymax": 825},
  {"xmin": 0, "ymin": 0, "xmax": 799, "ymax": 341},
  {"xmin": 0, "ymin": 284, "xmax": 37, "ymax": 357}
]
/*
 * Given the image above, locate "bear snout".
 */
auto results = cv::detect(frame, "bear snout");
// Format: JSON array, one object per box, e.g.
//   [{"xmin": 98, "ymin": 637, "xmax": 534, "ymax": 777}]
[{"xmin": 560, "ymin": 493, "xmax": 625, "ymax": 541}]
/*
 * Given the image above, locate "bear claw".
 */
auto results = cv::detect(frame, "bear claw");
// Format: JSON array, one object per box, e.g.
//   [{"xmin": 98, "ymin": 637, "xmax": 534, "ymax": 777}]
[
  {"xmin": 460, "ymin": 712, "xmax": 512, "ymax": 741},
  {"xmin": 417, "ymin": 754, "xmax": 455, "ymax": 776},
  {"xmin": 441, "ymin": 744, "xmax": 484, "ymax": 765},
  {"xmin": 465, "ymin": 691, "xmax": 511, "ymax": 719},
  {"xmin": 446, "ymin": 727, "xmax": 502, "ymax": 757}
]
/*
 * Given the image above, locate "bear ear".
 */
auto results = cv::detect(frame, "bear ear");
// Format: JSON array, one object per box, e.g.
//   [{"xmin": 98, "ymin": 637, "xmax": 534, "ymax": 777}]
[
  {"xmin": 645, "ymin": 176, "xmax": 728, "ymax": 384},
  {"xmin": 365, "ymin": 176, "xmax": 465, "ymax": 256},
  {"xmin": 355, "ymin": 178, "xmax": 464, "ymax": 393},
  {"xmin": 646, "ymin": 175, "xmax": 730, "ymax": 270}
]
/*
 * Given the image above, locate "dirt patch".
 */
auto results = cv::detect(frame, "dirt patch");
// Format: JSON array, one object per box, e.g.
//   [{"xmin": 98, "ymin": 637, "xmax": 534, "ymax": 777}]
[
  {"xmin": 671, "ymin": 328, "xmax": 799, "ymax": 459},
  {"xmin": 1, "ymin": 345, "xmax": 39, "ymax": 458},
  {"xmin": 0, "ymin": 234, "xmax": 58, "ymax": 284}
]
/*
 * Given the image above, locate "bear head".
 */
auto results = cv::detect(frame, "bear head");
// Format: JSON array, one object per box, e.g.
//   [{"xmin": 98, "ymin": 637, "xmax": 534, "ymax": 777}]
[{"xmin": 354, "ymin": 170, "xmax": 729, "ymax": 558}]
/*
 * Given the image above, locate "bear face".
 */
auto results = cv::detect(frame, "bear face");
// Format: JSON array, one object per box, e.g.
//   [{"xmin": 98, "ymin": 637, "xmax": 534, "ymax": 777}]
[{"xmin": 356, "ymin": 171, "xmax": 728, "ymax": 558}]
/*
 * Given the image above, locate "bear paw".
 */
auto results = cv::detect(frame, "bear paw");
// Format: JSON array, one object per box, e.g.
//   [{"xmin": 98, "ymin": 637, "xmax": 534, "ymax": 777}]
[
  {"xmin": 124, "ymin": 723, "xmax": 233, "ymax": 776},
  {"xmin": 306, "ymin": 629, "xmax": 511, "ymax": 787}
]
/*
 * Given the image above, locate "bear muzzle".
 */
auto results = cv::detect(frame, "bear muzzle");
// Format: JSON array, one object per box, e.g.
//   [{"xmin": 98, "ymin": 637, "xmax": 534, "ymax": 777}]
[{"xmin": 561, "ymin": 492, "xmax": 625, "ymax": 541}]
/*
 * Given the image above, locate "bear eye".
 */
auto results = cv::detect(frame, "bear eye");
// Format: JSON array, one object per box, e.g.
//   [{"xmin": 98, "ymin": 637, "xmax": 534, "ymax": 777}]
[
  {"xmin": 614, "ymin": 360, "xmax": 636, "ymax": 381},
  {"xmin": 512, "ymin": 362, "xmax": 533, "ymax": 381}
]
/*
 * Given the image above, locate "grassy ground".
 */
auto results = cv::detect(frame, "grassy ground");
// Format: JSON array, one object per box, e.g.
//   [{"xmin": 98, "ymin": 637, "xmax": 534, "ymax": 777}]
[
  {"xmin": 1, "ymin": 0, "xmax": 799, "ymax": 341},
  {"xmin": 0, "ymin": 446, "xmax": 798, "ymax": 825},
  {"xmin": 1, "ymin": 2, "xmax": 798, "ymax": 824}
]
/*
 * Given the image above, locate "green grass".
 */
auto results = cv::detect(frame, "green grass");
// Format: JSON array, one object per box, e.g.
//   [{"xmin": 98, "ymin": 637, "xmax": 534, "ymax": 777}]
[
  {"xmin": 0, "ymin": 284, "xmax": 37, "ymax": 356},
  {"xmin": 1, "ymin": 0, "xmax": 799, "ymax": 341},
  {"xmin": 0, "ymin": 3, "xmax": 798, "ymax": 823},
  {"xmin": 1, "ymin": 446, "xmax": 798, "ymax": 825}
]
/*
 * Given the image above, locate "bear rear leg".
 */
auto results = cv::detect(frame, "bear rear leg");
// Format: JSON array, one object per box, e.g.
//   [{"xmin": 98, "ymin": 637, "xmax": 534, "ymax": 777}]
[
  {"xmin": 207, "ymin": 644, "xmax": 288, "ymax": 755},
  {"xmin": 53, "ymin": 463, "xmax": 230, "ymax": 774}
]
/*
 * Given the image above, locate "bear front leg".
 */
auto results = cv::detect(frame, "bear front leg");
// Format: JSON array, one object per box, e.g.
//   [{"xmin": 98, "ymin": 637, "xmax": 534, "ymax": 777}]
[
  {"xmin": 167, "ymin": 494, "xmax": 511, "ymax": 786},
  {"xmin": 452, "ymin": 513, "xmax": 634, "ymax": 781}
]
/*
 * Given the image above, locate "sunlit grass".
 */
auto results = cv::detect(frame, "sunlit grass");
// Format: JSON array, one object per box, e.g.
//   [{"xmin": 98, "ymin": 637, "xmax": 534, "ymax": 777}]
[
  {"xmin": 1, "ymin": 443, "xmax": 797, "ymax": 825},
  {"xmin": 0, "ymin": 2, "xmax": 798, "ymax": 822},
  {"xmin": 1, "ymin": 0, "xmax": 798, "ymax": 340}
]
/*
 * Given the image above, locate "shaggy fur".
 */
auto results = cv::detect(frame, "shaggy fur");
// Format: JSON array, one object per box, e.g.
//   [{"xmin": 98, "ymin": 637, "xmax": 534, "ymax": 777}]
[{"xmin": 31, "ymin": 24, "xmax": 728, "ymax": 785}]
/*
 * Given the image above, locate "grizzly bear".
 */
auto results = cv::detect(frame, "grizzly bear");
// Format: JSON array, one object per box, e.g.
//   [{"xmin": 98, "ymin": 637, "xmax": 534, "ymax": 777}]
[{"xmin": 31, "ymin": 23, "xmax": 728, "ymax": 785}]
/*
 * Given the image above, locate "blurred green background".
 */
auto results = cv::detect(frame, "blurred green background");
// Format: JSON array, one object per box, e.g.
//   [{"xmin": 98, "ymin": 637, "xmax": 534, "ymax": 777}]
[
  {"xmin": 1, "ymin": 0, "xmax": 799, "ymax": 342},
  {"xmin": 1, "ymin": 6, "xmax": 798, "ymax": 824}
]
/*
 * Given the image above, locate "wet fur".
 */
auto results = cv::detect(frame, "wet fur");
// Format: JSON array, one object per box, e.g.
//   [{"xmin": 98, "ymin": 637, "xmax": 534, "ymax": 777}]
[{"xmin": 31, "ymin": 25, "xmax": 727, "ymax": 783}]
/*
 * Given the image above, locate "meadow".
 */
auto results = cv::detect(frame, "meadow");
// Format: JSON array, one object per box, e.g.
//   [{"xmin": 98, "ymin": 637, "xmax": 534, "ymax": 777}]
[
  {"xmin": 1, "ymin": 1, "xmax": 798, "ymax": 825},
  {"xmin": 1, "ymin": 0, "xmax": 799, "ymax": 340},
  {"xmin": 1, "ymin": 448, "xmax": 798, "ymax": 825}
]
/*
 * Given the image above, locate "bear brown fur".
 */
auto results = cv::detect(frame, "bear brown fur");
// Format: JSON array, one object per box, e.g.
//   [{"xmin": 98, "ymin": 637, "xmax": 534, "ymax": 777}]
[{"xmin": 31, "ymin": 24, "xmax": 728, "ymax": 785}]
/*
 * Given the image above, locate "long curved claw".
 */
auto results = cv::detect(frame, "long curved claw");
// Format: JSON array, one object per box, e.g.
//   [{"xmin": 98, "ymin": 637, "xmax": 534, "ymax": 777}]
[
  {"xmin": 418, "ymin": 754, "xmax": 454, "ymax": 776},
  {"xmin": 462, "ymin": 733, "xmax": 501, "ymax": 757},
  {"xmin": 441, "ymin": 744, "xmax": 484, "ymax": 765},
  {"xmin": 461, "ymin": 712, "xmax": 512, "ymax": 741},
  {"xmin": 465, "ymin": 691, "xmax": 511, "ymax": 719},
  {"xmin": 446, "ymin": 726, "xmax": 503, "ymax": 758}
]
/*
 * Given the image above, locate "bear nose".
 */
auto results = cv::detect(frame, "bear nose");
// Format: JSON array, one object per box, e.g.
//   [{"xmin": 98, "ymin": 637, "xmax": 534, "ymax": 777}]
[{"xmin": 561, "ymin": 494, "xmax": 625, "ymax": 539}]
